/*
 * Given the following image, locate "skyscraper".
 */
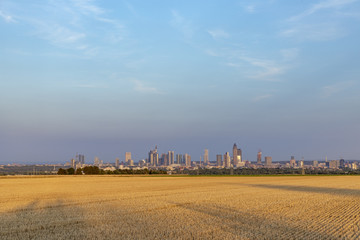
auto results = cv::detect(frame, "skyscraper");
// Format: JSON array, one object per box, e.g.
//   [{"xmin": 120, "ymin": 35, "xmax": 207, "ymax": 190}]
[
  {"xmin": 232, "ymin": 143, "xmax": 242, "ymax": 167},
  {"xmin": 115, "ymin": 158, "xmax": 119, "ymax": 168},
  {"xmin": 184, "ymin": 154, "xmax": 191, "ymax": 167},
  {"xmin": 168, "ymin": 151, "xmax": 175, "ymax": 165},
  {"xmin": 125, "ymin": 152, "xmax": 131, "ymax": 165},
  {"xmin": 257, "ymin": 150, "xmax": 262, "ymax": 164},
  {"xmin": 224, "ymin": 152, "xmax": 231, "ymax": 168},
  {"xmin": 94, "ymin": 156, "xmax": 100, "ymax": 166},
  {"xmin": 216, "ymin": 154, "xmax": 222, "ymax": 167},
  {"xmin": 176, "ymin": 154, "xmax": 182, "ymax": 164},
  {"xmin": 148, "ymin": 146, "xmax": 159, "ymax": 166},
  {"xmin": 265, "ymin": 156, "xmax": 272, "ymax": 166},
  {"xmin": 203, "ymin": 149, "xmax": 209, "ymax": 165}
]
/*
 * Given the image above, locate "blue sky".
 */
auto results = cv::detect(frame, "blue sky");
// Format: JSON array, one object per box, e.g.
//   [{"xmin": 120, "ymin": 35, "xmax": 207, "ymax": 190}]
[{"xmin": 1, "ymin": 0, "xmax": 360, "ymax": 164}]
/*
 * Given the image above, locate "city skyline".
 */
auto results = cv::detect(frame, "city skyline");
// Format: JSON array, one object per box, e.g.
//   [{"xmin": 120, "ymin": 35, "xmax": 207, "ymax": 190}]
[{"xmin": 1, "ymin": 0, "xmax": 360, "ymax": 164}]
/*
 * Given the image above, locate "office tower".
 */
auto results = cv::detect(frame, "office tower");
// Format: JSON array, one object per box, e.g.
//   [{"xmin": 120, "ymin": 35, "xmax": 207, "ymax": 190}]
[
  {"xmin": 176, "ymin": 154, "xmax": 182, "ymax": 164},
  {"xmin": 329, "ymin": 160, "xmax": 340, "ymax": 169},
  {"xmin": 257, "ymin": 150, "xmax": 262, "ymax": 164},
  {"xmin": 216, "ymin": 154, "xmax": 222, "ymax": 167},
  {"xmin": 115, "ymin": 158, "xmax": 120, "ymax": 168},
  {"xmin": 184, "ymin": 154, "xmax": 191, "ymax": 166},
  {"xmin": 161, "ymin": 153, "xmax": 168, "ymax": 166},
  {"xmin": 265, "ymin": 156, "xmax": 272, "ymax": 166},
  {"xmin": 168, "ymin": 151, "xmax": 175, "ymax": 165},
  {"xmin": 290, "ymin": 156, "xmax": 296, "ymax": 167},
  {"xmin": 148, "ymin": 146, "xmax": 159, "ymax": 166},
  {"xmin": 298, "ymin": 160, "xmax": 304, "ymax": 168},
  {"xmin": 203, "ymin": 149, "xmax": 209, "ymax": 165},
  {"xmin": 313, "ymin": 160, "xmax": 318, "ymax": 167},
  {"xmin": 340, "ymin": 159, "xmax": 345, "ymax": 168},
  {"xmin": 224, "ymin": 152, "xmax": 231, "ymax": 168},
  {"xmin": 232, "ymin": 143, "xmax": 242, "ymax": 167},
  {"xmin": 94, "ymin": 156, "xmax": 100, "ymax": 166},
  {"xmin": 125, "ymin": 152, "xmax": 131, "ymax": 165},
  {"xmin": 71, "ymin": 158, "xmax": 76, "ymax": 169}
]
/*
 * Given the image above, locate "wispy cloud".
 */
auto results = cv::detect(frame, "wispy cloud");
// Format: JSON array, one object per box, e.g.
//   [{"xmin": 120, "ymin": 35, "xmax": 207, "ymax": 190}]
[
  {"xmin": 245, "ymin": 5, "xmax": 255, "ymax": 13},
  {"xmin": 282, "ymin": 0, "xmax": 358, "ymax": 42},
  {"xmin": 5, "ymin": 1, "xmax": 125, "ymax": 54},
  {"xmin": 133, "ymin": 80, "xmax": 163, "ymax": 94},
  {"xmin": 207, "ymin": 29, "xmax": 229, "ymax": 40},
  {"xmin": 170, "ymin": 10, "xmax": 194, "ymax": 39},
  {"xmin": 281, "ymin": 23, "xmax": 345, "ymax": 41},
  {"xmin": 74, "ymin": 84, "xmax": 109, "ymax": 89},
  {"xmin": 322, "ymin": 81, "xmax": 355, "ymax": 97},
  {"xmin": 0, "ymin": 10, "xmax": 15, "ymax": 23},
  {"xmin": 289, "ymin": 0, "xmax": 358, "ymax": 22},
  {"xmin": 227, "ymin": 55, "xmax": 286, "ymax": 81},
  {"xmin": 253, "ymin": 94, "xmax": 273, "ymax": 102},
  {"xmin": 71, "ymin": 0, "xmax": 104, "ymax": 15},
  {"xmin": 281, "ymin": 48, "xmax": 299, "ymax": 61}
]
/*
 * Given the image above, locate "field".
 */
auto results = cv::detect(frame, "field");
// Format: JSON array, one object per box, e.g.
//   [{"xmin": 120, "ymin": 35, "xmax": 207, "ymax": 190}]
[{"xmin": 1, "ymin": 176, "xmax": 360, "ymax": 239}]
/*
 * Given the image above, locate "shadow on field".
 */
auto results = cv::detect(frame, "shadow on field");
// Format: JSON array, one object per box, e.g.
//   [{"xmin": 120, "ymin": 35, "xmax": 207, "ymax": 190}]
[
  {"xmin": 242, "ymin": 184, "xmax": 360, "ymax": 197},
  {"xmin": 169, "ymin": 201, "xmax": 335, "ymax": 239},
  {"xmin": 0, "ymin": 200, "xmax": 88, "ymax": 240}
]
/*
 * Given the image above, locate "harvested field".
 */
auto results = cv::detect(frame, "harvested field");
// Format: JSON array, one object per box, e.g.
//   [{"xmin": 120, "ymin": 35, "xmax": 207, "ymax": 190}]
[{"xmin": 1, "ymin": 176, "xmax": 360, "ymax": 239}]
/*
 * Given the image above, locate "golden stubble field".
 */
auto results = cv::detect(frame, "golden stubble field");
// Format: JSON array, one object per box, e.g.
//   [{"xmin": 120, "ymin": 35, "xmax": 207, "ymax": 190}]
[{"xmin": 1, "ymin": 175, "xmax": 360, "ymax": 239}]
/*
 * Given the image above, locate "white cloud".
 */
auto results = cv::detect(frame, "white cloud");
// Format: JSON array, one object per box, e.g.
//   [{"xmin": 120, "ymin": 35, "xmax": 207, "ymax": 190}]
[
  {"xmin": 245, "ymin": 5, "xmax": 255, "ymax": 13},
  {"xmin": 281, "ymin": 48, "xmax": 299, "ymax": 61},
  {"xmin": 207, "ymin": 29, "xmax": 229, "ymax": 40},
  {"xmin": 253, "ymin": 94, "xmax": 273, "ymax": 102},
  {"xmin": 238, "ymin": 56, "xmax": 285, "ymax": 81},
  {"xmin": 74, "ymin": 84, "xmax": 108, "ymax": 89},
  {"xmin": 0, "ymin": 10, "xmax": 15, "ymax": 23},
  {"xmin": 133, "ymin": 80, "xmax": 163, "ymax": 94},
  {"xmin": 71, "ymin": 0, "xmax": 104, "ymax": 15},
  {"xmin": 281, "ymin": 23, "xmax": 345, "ymax": 41},
  {"xmin": 322, "ymin": 81, "xmax": 354, "ymax": 97},
  {"xmin": 170, "ymin": 10, "xmax": 194, "ymax": 38},
  {"xmin": 289, "ymin": 0, "xmax": 358, "ymax": 22}
]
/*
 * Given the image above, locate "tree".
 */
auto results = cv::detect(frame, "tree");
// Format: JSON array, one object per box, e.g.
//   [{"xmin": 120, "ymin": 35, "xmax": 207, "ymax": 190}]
[
  {"xmin": 67, "ymin": 168, "xmax": 75, "ymax": 175},
  {"xmin": 57, "ymin": 168, "xmax": 67, "ymax": 175},
  {"xmin": 75, "ymin": 168, "xmax": 83, "ymax": 175}
]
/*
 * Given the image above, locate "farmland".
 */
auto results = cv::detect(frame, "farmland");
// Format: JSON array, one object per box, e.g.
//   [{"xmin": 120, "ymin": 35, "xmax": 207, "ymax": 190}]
[{"xmin": 1, "ymin": 176, "xmax": 360, "ymax": 239}]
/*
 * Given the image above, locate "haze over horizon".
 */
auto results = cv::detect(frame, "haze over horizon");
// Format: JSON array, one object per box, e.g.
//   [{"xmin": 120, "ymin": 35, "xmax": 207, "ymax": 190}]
[{"xmin": 1, "ymin": 0, "xmax": 360, "ymax": 164}]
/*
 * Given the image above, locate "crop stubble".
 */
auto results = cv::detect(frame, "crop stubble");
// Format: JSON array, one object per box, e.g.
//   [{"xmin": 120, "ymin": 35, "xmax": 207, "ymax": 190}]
[{"xmin": 0, "ymin": 176, "xmax": 359, "ymax": 239}]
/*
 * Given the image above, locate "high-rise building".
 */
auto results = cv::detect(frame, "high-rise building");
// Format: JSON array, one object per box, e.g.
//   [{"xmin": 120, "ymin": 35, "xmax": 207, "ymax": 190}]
[
  {"xmin": 160, "ymin": 153, "xmax": 168, "ymax": 166},
  {"xmin": 94, "ymin": 156, "xmax": 100, "ymax": 166},
  {"xmin": 232, "ymin": 143, "xmax": 242, "ymax": 167},
  {"xmin": 313, "ymin": 160, "xmax": 318, "ymax": 167},
  {"xmin": 176, "ymin": 154, "xmax": 182, "ymax": 164},
  {"xmin": 257, "ymin": 150, "xmax": 262, "ymax": 164},
  {"xmin": 148, "ymin": 146, "xmax": 159, "ymax": 166},
  {"xmin": 224, "ymin": 152, "xmax": 231, "ymax": 168},
  {"xmin": 203, "ymin": 149, "xmax": 209, "ymax": 165},
  {"xmin": 125, "ymin": 152, "xmax": 131, "ymax": 165},
  {"xmin": 184, "ymin": 154, "xmax": 191, "ymax": 167},
  {"xmin": 71, "ymin": 158, "xmax": 76, "ymax": 169},
  {"xmin": 340, "ymin": 159, "xmax": 345, "ymax": 168},
  {"xmin": 115, "ymin": 158, "xmax": 120, "ymax": 168},
  {"xmin": 298, "ymin": 160, "xmax": 304, "ymax": 168},
  {"xmin": 168, "ymin": 151, "xmax": 175, "ymax": 165},
  {"xmin": 290, "ymin": 156, "xmax": 296, "ymax": 167},
  {"xmin": 265, "ymin": 156, "xmax": 272, "ymax": 166},
  {"xmin": 216, "ymin": 154, "xmax": 222, "ymax": 167}
]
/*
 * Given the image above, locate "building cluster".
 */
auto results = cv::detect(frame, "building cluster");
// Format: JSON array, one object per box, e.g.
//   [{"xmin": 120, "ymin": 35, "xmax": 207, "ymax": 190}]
[{"xmin": 65, "ymin": 143, "xmax": 359, "ymax": 171}]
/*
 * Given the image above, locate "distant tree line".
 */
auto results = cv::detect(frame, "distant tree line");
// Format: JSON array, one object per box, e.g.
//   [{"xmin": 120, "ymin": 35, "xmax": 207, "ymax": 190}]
[
  {"xmin": 182, "ymin": 167, "xmax": 360, "ymax": 176},
  {"xmin": 57, "ymin": 167, "xmax": 167, "ymax": 175}
]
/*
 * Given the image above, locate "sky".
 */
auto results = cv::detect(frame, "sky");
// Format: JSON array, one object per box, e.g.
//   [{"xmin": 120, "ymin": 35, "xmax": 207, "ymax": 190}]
[{"xmin": 1, "ymin": 0, "xmax": 360, "ymax": 164}]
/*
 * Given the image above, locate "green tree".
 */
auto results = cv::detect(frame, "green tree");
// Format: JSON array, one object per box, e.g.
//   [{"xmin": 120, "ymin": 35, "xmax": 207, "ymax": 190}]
[
  {"xmin": 67, "ymin": 168, "xmax": 75, "ymax": 175},
  {"xmin": 57, "ymin": 168, "xmax": 67, "ymax": 175}
]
